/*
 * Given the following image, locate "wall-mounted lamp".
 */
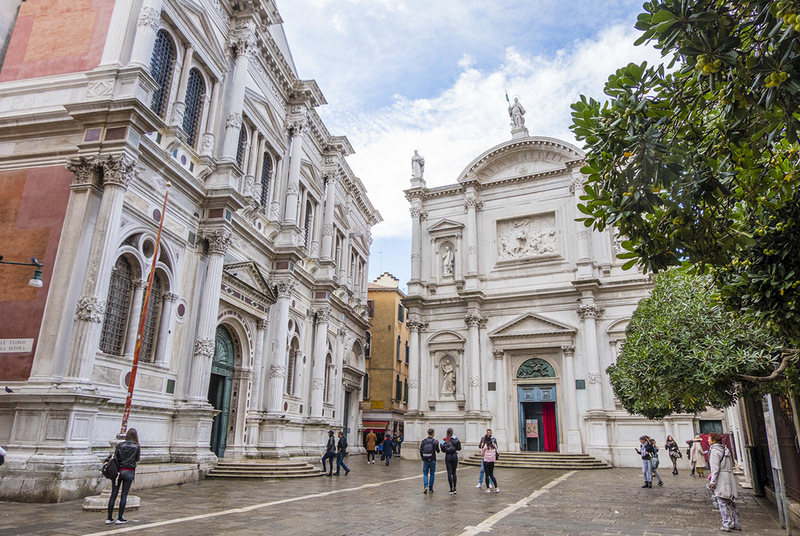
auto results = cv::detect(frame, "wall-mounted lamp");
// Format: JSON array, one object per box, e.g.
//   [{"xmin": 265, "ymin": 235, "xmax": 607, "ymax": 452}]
[{"xmin": 0, "ymin": 255, "xmax": 45, "ymax": 288}]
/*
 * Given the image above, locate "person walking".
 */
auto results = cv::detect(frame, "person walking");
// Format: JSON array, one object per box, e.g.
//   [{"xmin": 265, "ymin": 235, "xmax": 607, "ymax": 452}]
[
  {"xmin": 480, "ymin": 435, "xmax": 500, "ymax": 493},
  {"xmin": 649, "ymin": 438, "xmax": 664, "ymax": 486},
  {"xmin": 665, "ymin": 435, "xmax": 681, "ymax": 475},
  {"xmin": 419, "ymin": 428, "xmax": 440, "ymax": 494},
  {"xmin": 365, "ymin": 430, "xmax": 377, "ymax": 464},
  {"xmin": 635, "ymin": 435, "xmax": 654, "ymax": 488},
  {"xmin": 321, "ymin": 430, "xmax": 337, "ymax": 476},
  {"xmin": 476, "ymin": 429, "xmax": 497, "ymax": 489},
  {"xmin": 709, "ymin": 433, "xmax": 741, "ymax": 532},
  {"xmin": 396, "ymin": 433, "xmax": 404, "ymax": 455},
  {"xmin": 382, "ymin": 433, "xmax": 394, "ymax": 465},
  {"xmin": 690, "ymin": 434, "xmax": 706, "ymax": 477},
  {"xmin": 441, "ymin": 427, "xmax": 462, "ymax": 494},
  {"xmin": 106, "ymin": 428, "xmax": 140, "ymax": 525},
  {"xmin": 334, "ymin": 431, "xmax": 350, "ymax": 476}
]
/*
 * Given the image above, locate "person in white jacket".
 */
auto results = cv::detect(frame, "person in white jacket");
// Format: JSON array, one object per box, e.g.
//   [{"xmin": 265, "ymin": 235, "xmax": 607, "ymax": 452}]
[{"xmin": 709, "ymin": 433, "xmax": 741, "ymax": 532}]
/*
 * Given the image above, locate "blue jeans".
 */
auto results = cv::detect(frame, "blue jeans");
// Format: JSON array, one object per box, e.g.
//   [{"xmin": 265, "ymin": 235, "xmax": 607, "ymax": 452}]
[
  {"xmin": 384, "ymin": 452, "xmax": 392, "ymax": 464},
  {"xmin": 642, "ymin": 458, "xmax": 653, "ymax": 482},
  {"xmin": 321, "ymin": 452, "xmax": 336, "ymax": 473},
  {"xmin": 422, "ymin": 459, "xmax": 436, "ymax": 490},
  {"xmin": 336, "ymin": 452, "xmax": 349, "ymax": 474},
  {"xmin": 478, "ymin": 459, "xmax": 485, "ymax": 484}
]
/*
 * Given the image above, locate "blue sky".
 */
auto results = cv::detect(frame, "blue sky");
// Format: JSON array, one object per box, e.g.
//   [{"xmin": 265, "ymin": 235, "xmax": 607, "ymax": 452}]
[{"xmin": 276, "ymin": 0, "xmax": 663, "ymax": 291}]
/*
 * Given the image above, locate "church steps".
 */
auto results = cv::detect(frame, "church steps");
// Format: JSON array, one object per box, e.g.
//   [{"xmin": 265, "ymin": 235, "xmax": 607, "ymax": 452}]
[
  {"xmin": 206, "ymin": 460, "xmax": 322, "ymax": 479},
  {"xmin": 461, "ymin": 452, "xmax": 610, "ymax": 470}
]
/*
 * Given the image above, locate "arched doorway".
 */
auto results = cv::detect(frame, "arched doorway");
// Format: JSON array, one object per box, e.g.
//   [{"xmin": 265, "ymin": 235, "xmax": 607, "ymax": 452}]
[
  {"xmin": 208, "ymin": 325, "xmax": 235, "ymax": 457},
  {"xmin": 516, "ymin": 358, "xmax": 558, "ymax": 452}
]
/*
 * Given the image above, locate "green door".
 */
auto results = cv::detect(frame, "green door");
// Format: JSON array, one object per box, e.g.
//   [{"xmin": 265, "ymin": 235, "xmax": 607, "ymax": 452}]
[{"xmin": 208, "ymin": 326, "xmax": 235, "ymax": 458}]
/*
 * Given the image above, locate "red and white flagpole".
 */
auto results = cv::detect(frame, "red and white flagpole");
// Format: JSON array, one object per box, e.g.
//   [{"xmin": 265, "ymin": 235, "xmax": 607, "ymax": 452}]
[{"xmin": 119, "ymin": 182, "xmax": 171, "ymax": 438}]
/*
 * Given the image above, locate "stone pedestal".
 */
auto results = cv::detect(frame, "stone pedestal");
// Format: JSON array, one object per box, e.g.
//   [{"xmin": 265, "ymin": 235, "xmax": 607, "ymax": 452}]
[{"xmin": 82, "ymin": 485, "xmax": 140, "ymax": 511}]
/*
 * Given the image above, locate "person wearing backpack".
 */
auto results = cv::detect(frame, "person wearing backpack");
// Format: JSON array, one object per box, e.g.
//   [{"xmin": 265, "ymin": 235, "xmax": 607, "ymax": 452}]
[
  {"xmin": 635, "ymin": 435, "xmax": 654, "ymax": 488},
  {"xmin": 419, "ymin": 428, "xmax": 440, "ymax": 494},
  {"xmin": 476, "ymin": 429, "xmax": 497, "ymax": 489},
  {"xmin": 106, "ymin": 428, "xmax": 140, "ymax": 525},
  {"xmin": 441, "ymin": 427, "xmax": 462, "ymax": 495},
  {"xmin": 334, "ymin": 431, "xmax": 350, "ymax": 476}
]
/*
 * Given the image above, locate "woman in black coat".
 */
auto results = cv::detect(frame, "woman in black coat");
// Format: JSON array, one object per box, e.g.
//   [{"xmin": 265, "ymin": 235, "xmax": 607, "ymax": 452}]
[{"xmin": 106, "ymin": 428, "xmax": 140, "ymax": 525}]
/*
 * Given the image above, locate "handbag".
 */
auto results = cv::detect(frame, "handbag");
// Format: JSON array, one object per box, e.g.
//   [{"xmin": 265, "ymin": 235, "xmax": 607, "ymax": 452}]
[
  {"xmin": 101, "ymin": 453, "xmax": 119, "ymax": 480},
  {"xmin": 380, "ymin": 453, "xmax": 385, "ymax": 461}
]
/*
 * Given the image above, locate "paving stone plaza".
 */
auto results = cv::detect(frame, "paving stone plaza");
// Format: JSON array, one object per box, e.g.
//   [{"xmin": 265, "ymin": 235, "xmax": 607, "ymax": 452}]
[{"xmin": 0, "ymin": 458, "xmax": 788, "ymax": 536}]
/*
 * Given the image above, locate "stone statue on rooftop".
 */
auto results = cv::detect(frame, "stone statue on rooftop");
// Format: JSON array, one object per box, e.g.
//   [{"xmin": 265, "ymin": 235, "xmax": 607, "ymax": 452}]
[
  {"xmin": 411, "ymin": 150, "xmax": 425, "ymax": 179},
  {"xmin": 509, "ymin": 97, "xmax": 526, "ymax": 129}
]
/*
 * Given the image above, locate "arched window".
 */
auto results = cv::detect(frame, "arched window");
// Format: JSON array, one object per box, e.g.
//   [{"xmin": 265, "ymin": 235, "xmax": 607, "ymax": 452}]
[
  {"xmin": 235, "ymin": 124, "xmax": 248, "ymax": 168},
  {"xmin": 259, "ymin": 153, "xmax": 272, "ymax": 207},
  {"xmin": 323, "ymin": 354, "xmax": 332, "ymax": 402},
  {"xmin": 139, "ymin": 274, "xmax": 164, "ymax": 363},
  {"xmin": 149, "ymin": 30, "xmax": 175, "ymax": 119},
  {"xmin": 100, "ymin": 257, "xmax": 134, "ymax": 355},
  {"xmin": 516, "ymin": 358, "xmax": 556, "ymax": 379},
  {"xmin": 303, "ymin": 200, "xmax": 313, "ymax": 249},
  {"xmin": 286, "ymin": 339, "xmax": 298, "ymax": 396},
  {"xmin": 182, "ymin": 68, "xmax": 205, "ymax": 147},
  {"xmin": 396, "ymin": 335, "xmax": 401, "ymax": 361},
  {"xmin": 404, "ymin": 340, "xmax": 409, "ymax": 364}
]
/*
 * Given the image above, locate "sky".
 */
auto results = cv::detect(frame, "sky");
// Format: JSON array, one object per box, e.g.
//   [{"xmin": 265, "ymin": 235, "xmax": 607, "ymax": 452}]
[{"xmin": 276, "ymin": 0, "xmax": 664, "ymax": 291}]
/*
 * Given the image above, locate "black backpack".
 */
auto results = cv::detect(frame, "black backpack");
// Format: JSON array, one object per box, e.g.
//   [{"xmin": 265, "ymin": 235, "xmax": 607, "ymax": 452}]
[
  {"xmin": 443, "ymin": 437, "xmax": 461, "ymax": 455},
  {"xmin": 421, "ymin": 438, "xmax": 435, "ymax": 460}
]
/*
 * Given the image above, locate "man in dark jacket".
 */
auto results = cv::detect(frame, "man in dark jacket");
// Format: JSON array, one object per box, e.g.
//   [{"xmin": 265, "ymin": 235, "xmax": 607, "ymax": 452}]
[
  {"xmin": 419, "ymin": 428, "xmax": 440, "ymax": 493},
  {"xmin": 334, "ymin": 431, "xmax": 350, "ymax": 476},
  {"xmin": 382, "ymin": 433, "xmax": 395, "ymax": 465},
  {"xmin": 322, "ymin": 430, "xmax": 337, "ymax": 476}
]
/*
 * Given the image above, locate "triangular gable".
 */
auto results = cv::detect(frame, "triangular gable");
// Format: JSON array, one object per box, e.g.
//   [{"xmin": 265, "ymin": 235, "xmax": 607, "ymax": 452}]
[
  {"xmin": 488, "ymin": 312, "xmax": 576, "ymax": 340},
  {"xmin": 428, "ymin": 218, "xmax": 464, "ymax": 233},
  {"xmin": 173, "ymin": 0, "xmax": 228, "ymax": 68},
  {"xmin": 223, "ymin": 261, "xmax": 277, "ymax": 303}
]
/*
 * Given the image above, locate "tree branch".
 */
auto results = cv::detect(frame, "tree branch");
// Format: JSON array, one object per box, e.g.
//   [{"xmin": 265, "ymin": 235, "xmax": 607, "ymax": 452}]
[{"xmin": 736, "ymin": 349, "xmax": 798, "ymax": 383}]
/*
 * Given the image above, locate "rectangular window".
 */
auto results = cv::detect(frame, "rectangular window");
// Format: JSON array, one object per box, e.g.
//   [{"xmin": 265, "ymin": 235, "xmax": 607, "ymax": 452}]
[
  {"xmin": 367, "ymin": 300, "xmax": 374, "ymax": 318},
  {"xmin": 397, "ymin": 304, "xmax": 405, "ymax": 323}
]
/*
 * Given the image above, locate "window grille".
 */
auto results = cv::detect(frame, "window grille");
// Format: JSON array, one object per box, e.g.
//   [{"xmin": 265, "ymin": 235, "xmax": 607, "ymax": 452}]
[
  {"xmin": 100, "ymin": 257, "xmax": 134, "ymax": 355},
  {"xmin": 259, "ymin": 153, "xmax": 272, "ymax": 206},
  {"xmin": 235, "ymin": 125, "xmax": 247, "ymax": 168},
  {"xmin": 286, "ymin": 344, "xmax": 297, "ymax": 395},
  {"xmin": 139, "ymin": 277, "xmax": 163, "ymax": 363},
  {"xmin": 323, "ymin": 355, "xmax": 332, "ymax": 402},
  {"xmin": 149, "ymin": 30, "xmax": 175, "ymax": 119},
  {"xmin": 303, "ymin": 201, "xmax": 313, "ymax": 248},
  {"xmin": 182, "ymin": 69, "xmax": 205, "ymax": 147}
]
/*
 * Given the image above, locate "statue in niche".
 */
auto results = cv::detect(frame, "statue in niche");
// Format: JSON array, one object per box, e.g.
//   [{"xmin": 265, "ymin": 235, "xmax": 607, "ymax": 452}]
[
  {"xmin": 508, "ymin": 97, "xmax": 526, "ymax": 128},
  {"xmin": 441, "ymin": 359, "xmax": 456, "ymax": 393},
  {"xmin": 442, "ymin": 245, "xmax": 454, "ymax": 277},
  {"xmin": 411, "ymin": 150, "xmax": 425, "ymax": 179}
]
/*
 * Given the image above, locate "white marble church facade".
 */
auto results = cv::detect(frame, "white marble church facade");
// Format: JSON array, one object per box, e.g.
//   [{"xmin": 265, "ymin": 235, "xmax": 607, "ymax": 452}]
[
  {"xmin": 0, "ymin": 0, "xmax": 379, "ymax": 502},
  {"xmin": 402, "ymin": 117, "xmax": 696, "ymax": 467}
]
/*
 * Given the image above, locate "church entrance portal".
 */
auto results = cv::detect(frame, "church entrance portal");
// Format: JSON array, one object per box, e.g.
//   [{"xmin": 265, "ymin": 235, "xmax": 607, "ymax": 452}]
[
  {"xmin": 516, "ymin": 358, "xmax": 558, "ymax": 452},
  {"xmin": 208, "ymin": 325, "xmax": 235, "ymax": 458}
]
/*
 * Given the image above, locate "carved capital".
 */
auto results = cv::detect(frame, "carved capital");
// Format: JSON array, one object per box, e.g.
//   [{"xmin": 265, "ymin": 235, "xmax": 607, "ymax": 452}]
[
  {"xmin": 257, "ymin": 318, "xmax": 269, "ymax": 331},
  {"xmin": 287, "ymin": 117, "xmax": 307, "ymax": 137},
  {"xmin": 577, "ymin": 303, "xmax": 604, "ymax": 319},
  {"xmin": 569, "ymin": 173, "xmax": 584, "ymax": 194},
  {"xmin": 464, "ymin": 197, "xmax": 483, "ymax": 211},
  {"xmin": 200, "ymin": 133, "xmax": 215, "ymax": 155},
  {"xmin": 66, "ymin": 156, "xmax": 98, "ymax": 186},
  {"xmin": 561, "ymin": 344, "xmax": 575, "ymax": 357},
  {"xmin": 410, "ymin": 207, "xmax": 422, "ymax": 218},
  {"xmin": 75, "ymin": 296, "xmax": 104, "ymax": 323},
  {"xmin": 406, "ymin": 318, "xmax": 424, "ymax": 332},
  {"xmin": 275, "ymin": 280, "xmax": 296, "ymax": 298},
  {"xmin": 269, "ymin": 364, "xmax": 286, "ymax": 378},
  {"xmin": 322, "ymin": 224, "xmax": 335, "ymax": 237},
  {"xmin": 137, "ymin": 6, "xmax": 161, "ymax": 31},
  {"xmin": 194, "ymin": 338, "xmax": 214, "ymax": 358},
  {"xmin": 492, "ymin": 349, "xmax": 504, "ymax": 359},
  {"xmin": 286, "ymin": 183, "xmax": 300, "ymax": 197},
  {"xmin": 464, "ymin": 312, "xmax": 484, "ymax": 327},
  {"xmin": 101, "ymin": 155, "xmax": 138, "ymax": 189},
  {"xmin": 163, "ymin": 292, "xmax": 179, "ymax": 303},
  {"xmin": 314, "ymin": 307, "xmax": 331, "ymax": 324},
  {"xmin": 204, "ymin": 229, "xmax": 232, "ymax": 255}
]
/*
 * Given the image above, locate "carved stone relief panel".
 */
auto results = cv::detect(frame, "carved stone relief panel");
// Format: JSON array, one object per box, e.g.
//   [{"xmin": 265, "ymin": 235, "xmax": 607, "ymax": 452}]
[{"xmin": 496, "ymin": 212, "xmax": 558, "ymax": 261}]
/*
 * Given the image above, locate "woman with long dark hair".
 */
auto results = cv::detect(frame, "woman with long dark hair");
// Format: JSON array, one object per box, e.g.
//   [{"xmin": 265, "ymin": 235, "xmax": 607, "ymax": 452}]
[
  {"xmin": 106, "ymin": 428, "xmax": 140, "ymax": 525},
  {"xmin": 665, "ymin": 435, "xmax": 681, "ymax": 475},
  {"xmin": 441, "ymin": 427, "xmax": 462, "ymax": 494},
  {"xmin": 480, "ymin": 435, "xmax": 499, "ymax": 493}
]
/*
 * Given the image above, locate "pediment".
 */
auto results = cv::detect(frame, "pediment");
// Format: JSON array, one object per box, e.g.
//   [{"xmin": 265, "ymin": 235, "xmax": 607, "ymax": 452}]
[
  {"xmin": 427, "ymin": 330, "xmax": 466, "ymax": 348},
  {"xmin": 488, "ymin": 313, "xmax": 576, "ymax": 340},
  {"xmin": 174, "ymin": 0, "xmax": 228, "ymax": 69},
  {"xmin": 223, "ymin": 261, "xmax": 277, "ymax": 304},
  {"xmin": 428, "ymin": 218, "xmax": 464, "ymax": 235}
]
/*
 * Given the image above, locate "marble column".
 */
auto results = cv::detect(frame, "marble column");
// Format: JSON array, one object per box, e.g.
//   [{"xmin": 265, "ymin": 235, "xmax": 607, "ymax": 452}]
[
  {"xmin": 282, "ymin": 120, "xmax": 306, "ymax": 226},
  {"xmin": 244, "ymin": 131, "xmax": 260, "ymax": 197},
  {"xmin": 561, "ymin": 344, "xmax": 582, "ymax": 452},
  {"xmin": 200, "ymin": 80, "xmax": 221, "ymax": 157},
  {"xmin": 128, "ymin": 0, "xmax": 164, "ymax": 68},
  {"xmin": 122, "ymin": 280, "xmax": 145, "ymax": 359},
  {"xmin": 338, "ymin": 231, "xmax": 350, "ymax": 284},
  {"xmin": 320, "ymin": 174, "xmax": 337, "ymax": 262},
  {"xmin": 465, "ymin": 312, "xmax": 483, "ymax": 412},
  {"xmin": 310, "ymin": 307, "xmax": 330, "ymax": 419},
  {"xmin": 406, "ymin": 317, "xmax": 422, "ymax": 412},
  {"xmin": 187, "ymin": 229, "xmax": 231, "ymax": 403},
  {"xmin": 221, "ymin": 30, "xmax": 257, "ymax": 161},
  {"xmin": 154, "ymin": 292, "xmax": 178, "ymax": 364},
  {"xmin": 266, "ymin": 280, "xmax": 294, "ymax": 415},
  {"xmin": 410, "ymin": 206, "xmax": 423, "ymax": 281},
  {"xmin": 100, "ymin": 0, "xmax": 136, "ymax": 66},
  {"xmin": 578, "ymin": 302, "xmax": 604, "ymax": 411},
  {"xmin": 250, "ymin": 318, "xmax": 268, "ymax": 412},
  {"xmin": 464, "ymin": 194, "xmax": 481, "ymax": 276},
  {"xmin": 169, "ymin": 45, "xmax": 195, "ymax": 128},
  {"xmin": 65, "ymin": 155, "xmax": 138, "ymax": 384},
  {"xmin": 492, "ymin": 349, "xmax": 508, "ymax": 446}
]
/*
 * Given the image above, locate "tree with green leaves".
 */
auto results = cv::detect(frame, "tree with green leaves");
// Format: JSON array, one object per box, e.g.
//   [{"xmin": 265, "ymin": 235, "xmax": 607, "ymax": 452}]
[
  {"xmin": 570, "ymin": 0, "xmax": 799, "ymax": 386},
  {"xmin": 607, "ymin": 270, "xmax": 785, "ymax": 419}
]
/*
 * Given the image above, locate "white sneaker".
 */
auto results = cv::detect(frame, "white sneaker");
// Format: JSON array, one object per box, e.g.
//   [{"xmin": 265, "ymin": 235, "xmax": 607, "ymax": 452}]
[
  {"xmin": 105, "ymin": 519, "xmax": 114, "ymax": 525},
  {"xmin": 486, "ymin": 488, "xmax": 492, "ymax": 493},
  {"xmin": 495, "ymin": 488, "xmax": 500, "ymax": 493},
  {"xmin": 476, "ymin": 483, "xmax": 482, "ymax": 488}
]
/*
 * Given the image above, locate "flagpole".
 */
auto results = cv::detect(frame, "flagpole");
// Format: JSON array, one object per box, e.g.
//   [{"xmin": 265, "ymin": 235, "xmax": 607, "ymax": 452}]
[{"xmin": 119, "ymin": 182, "xmax": 171, "ymax": 438}]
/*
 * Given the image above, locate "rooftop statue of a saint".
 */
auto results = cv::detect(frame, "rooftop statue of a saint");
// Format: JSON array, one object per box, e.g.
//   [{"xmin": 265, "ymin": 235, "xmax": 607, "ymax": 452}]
[
  {"xmin": 410, "ymin": 149, "xmax": 426, "ymax": 188},
  {"xmin": 508, "ymin": 95, "xmax": 529, "ymax": 139}
]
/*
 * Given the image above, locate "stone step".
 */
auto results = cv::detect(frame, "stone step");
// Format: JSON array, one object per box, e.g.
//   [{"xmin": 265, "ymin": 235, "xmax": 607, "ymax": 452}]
[
  {"xmin": 206, "ymin": 459, "xmax": 322, "ymax": 479},
  {"xmin": 461, "ymin": 452, "xmax": 611, "ymax": 470}
]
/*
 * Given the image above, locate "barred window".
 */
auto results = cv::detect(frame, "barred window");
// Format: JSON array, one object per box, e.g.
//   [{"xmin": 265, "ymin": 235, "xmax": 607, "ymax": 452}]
[
  {"xmin": 182, "ymin": 68, "xmax": 205, "ymax": 147},
  {"xmin": 139, "ymin": 275, "xmax": 163, "ymax": 363},
  {"xmin": 323, "ymin": 354, "xmax": 332, "ymax": 402},
  {"xmin": 100, "ymin": 257, "xmax": 134, "ymax": 355},
  {"xmin": 303, "ymin": 201, "xmax": 313, "ymax": 249},
  {"xmin": 259, "ymin": 153, "xmax": 272, "ymax": 207},
  {"xmin": 286, "ymin": 340, "xmax": 298, "ymax": 396},
  {"xmin": 235, "ymin": 125, "xmax": 247, "ymax": 168},
  {"xmin": 149, "ymin": 30, "xmax": 175, "ymax": 119}
]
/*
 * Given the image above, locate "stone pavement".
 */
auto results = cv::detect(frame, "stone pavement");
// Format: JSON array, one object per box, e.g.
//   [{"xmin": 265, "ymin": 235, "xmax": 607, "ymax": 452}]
[{"xmin": 0, "ymin": 457, "xmax": 788, "ymax": 536}]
